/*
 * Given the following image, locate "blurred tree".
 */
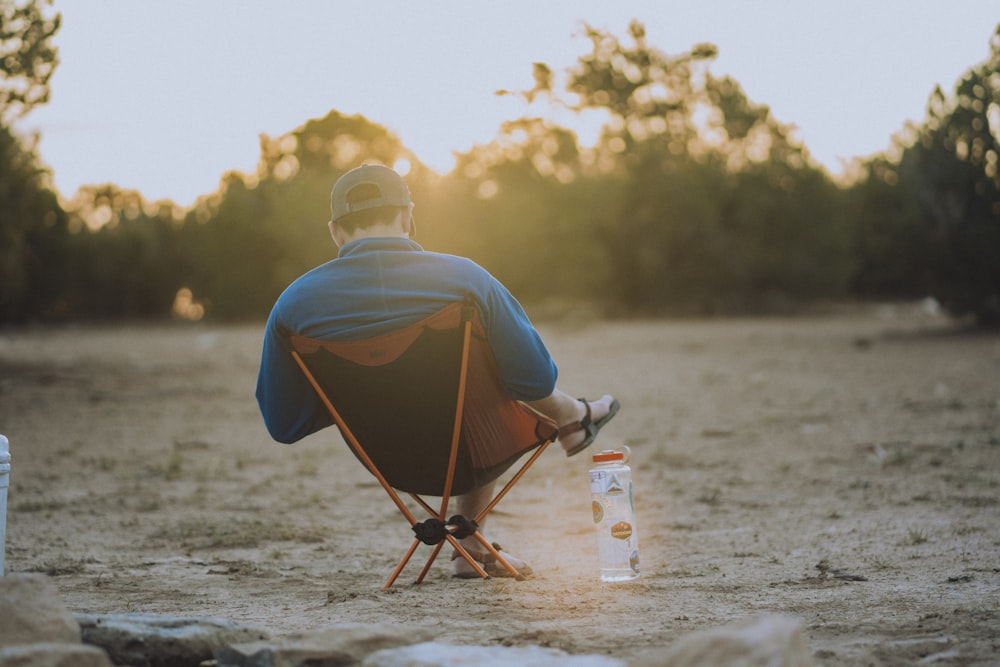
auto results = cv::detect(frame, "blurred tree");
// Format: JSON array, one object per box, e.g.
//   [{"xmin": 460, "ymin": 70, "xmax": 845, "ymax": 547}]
[
  {"xmin": 0, "ymin": 0, "xmax": 63, "ymax": 323},
  {"xmin": 180, "ymin": 172, "xmax": 282, "ymax": 320},
  {"xmin": 184, "ymin": 110, "xmax": 426, "ymax": 319},
  {"xmin": 846, "ymin": 153, "xmax": 932, "ymax": 300},
  {"xmin": 0, "ymin": 125, "xmax": 68, "ymax": 321},
  {"xmin": 59, "ymin": 185, "xmax": 189, "ymax": 319},
  {"xmin": 428, "ymin": 118, "xmax": 608, "ymax": 302},
  {"xmin": 23, "ymin": 16, "xmax": 1000, "ymax": 325},
  {"xmin": 444, "ymin": 20, "xmax": 856, "ymax": 314},
  {"xmin": 553, "ymin": 20, "xmax": 850, "ymax": 313},
  {"xmin": 900, "ymin": 26, "xmax": 1000, "ymax": 325},
  {"xmin": 0, "ymin": 0, "xmax": 59, "ymax": 125}
]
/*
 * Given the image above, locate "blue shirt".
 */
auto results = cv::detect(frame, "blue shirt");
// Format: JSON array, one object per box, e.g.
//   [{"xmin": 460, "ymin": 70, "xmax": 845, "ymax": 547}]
[{"xmin": 256, "ymin": 237, "xmax": 558, "ymax": 443}]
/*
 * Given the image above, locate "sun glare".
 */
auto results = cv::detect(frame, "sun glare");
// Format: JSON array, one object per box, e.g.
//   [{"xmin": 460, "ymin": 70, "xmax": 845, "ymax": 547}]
[{"xmin": 393, "ymin": 159, "xmax": 411, "ymax": 176}]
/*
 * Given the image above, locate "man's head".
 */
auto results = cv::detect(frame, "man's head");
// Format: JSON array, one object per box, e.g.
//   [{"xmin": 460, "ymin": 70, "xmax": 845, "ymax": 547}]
[{"xmin": 328, "ymin": 164, "xmax": 414, "ymax": 246}]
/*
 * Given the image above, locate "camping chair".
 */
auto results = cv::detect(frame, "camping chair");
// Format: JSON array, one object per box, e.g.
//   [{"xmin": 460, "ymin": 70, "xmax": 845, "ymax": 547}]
[{"xmin": 287, "ymin": 298, "xmax": 559, "ymax": 589}]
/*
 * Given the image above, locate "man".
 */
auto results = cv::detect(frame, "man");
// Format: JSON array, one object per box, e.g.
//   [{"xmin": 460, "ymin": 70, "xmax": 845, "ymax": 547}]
[{"xmin": 256, "ymin": 163, "xmax": 620, "ymax": 577}]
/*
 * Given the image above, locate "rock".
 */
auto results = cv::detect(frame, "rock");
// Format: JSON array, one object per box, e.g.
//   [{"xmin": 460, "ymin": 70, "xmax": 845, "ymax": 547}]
[
  {"xmin": 0, "ymin": 574, "xmax": 113, "ymax": 667},
  {"xmin": 0, "ymin": 574, "xmax": 82, "ymax": 646},
  {"xmin": 362, "ymin": 642, "xmax": 626, "ymax": 667},
  {"xmin": 76, "ymin": 613, "xmax": 268, "ymax": 667},
  {"xmin": 216, "ymin": 623, "xmax": 437, "ymax": 667},
  {"xmin": 633, "ymin": 615, "xmax": 813, "ymax": 667},
  {"xmin": 0, "ymin": 643, "xmax": 113, "ymax": 667}
]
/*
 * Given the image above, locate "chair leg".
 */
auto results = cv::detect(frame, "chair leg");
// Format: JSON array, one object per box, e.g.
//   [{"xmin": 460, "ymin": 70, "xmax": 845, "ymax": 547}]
[
  {"xmin": 383, "ymin": 440, "xmax": 553, "ymax": 588},
  {"xmin": 447, "ymin": 534, "xmax": 491, "ymax": 579},
  {"xmin": 413, "ymin": 534, "xmax": 491, "ymax": 584},
  {"xmin": 470, "ymin": 531, "xmax": 526, "ymax": 580},
  {"xmin": 383, "ymin": 538, "xmax": 422, "ymax": 590},
  {"xmin": 413, "ymin": 540, "xmax": 446, "ymax": 584},
  {"xmin": 474, "ymin": 440, "xmax": 553, "ymax": 523},
  {"xmin": 389, "ymin": 525, "xmax": 492, "ymax": 587}
]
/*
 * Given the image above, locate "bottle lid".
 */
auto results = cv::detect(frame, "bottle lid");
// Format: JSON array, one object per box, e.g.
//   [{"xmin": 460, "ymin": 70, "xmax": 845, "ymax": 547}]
[{"xmin": 592, "ymin": 449, "xmax": 625, "ymax": 463}]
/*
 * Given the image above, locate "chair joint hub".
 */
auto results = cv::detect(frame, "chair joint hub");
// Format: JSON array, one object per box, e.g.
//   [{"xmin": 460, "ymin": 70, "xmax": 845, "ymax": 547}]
[{"xmin": 411, "ymin": 515, "xmax": 479, "ymax": 545}]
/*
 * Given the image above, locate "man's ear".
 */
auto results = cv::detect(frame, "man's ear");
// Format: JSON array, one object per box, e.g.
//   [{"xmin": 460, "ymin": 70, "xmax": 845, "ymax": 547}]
[
  {"xmin": 403, "ymin": 205, "xmax": 415, "ymax": 239},
  {"xmin": 329, "ymin": 220, "xmax": 346, "ymax": 247}
]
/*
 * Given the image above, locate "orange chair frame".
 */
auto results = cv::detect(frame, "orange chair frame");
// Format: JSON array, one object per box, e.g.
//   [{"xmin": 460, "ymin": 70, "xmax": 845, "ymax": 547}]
[{"xmin": 288, "ymin": 301, "xmax": 557, "ymax": 589}]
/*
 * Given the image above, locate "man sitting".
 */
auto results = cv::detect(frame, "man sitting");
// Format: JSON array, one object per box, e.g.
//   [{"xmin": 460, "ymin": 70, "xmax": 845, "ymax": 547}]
[{"xmin": 256, "ymin": 164, "xmax": 620, "ymax": 577}]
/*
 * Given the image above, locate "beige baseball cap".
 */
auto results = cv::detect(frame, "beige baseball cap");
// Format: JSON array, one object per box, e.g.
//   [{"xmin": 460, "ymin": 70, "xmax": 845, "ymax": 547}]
[{"xmin": 330, "ymin": 164, "xmax": 412, "ymax": 223}]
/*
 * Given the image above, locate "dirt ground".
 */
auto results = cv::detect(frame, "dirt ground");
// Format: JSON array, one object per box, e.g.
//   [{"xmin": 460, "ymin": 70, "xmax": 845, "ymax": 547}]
[{"xmin": 1, "ymin": 303, "xmax": 998, "ymax": 666}]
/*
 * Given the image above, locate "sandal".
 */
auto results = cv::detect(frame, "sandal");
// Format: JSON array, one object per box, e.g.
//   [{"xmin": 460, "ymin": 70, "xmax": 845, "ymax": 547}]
[
  {"xmin": 559, "ymin": 397, "xmax": 621, "ymax": 457},
  {"xmin": 452, "ymin": 542, "xmax": 534, "ymax": 579}
]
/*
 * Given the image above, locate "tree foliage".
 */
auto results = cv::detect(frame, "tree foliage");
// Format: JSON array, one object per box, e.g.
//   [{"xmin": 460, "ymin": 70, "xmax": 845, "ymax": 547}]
[
  {"xmin": 177, "ymin": 110, "xmax": 425, "ymax": 320},
  {"xmin": 557, "ymin": 21, "xmax": 851, "ymax": 313},
  {"xmin": 58, "ymin": 186, "xmax": 189, "ymax": 319},
  {"xmin": 0, "ymin": 0, "xmax": 63, "ymax": 322},
  {"xmin": 849, "ymin": 25, "xmax": 1000, "ymax": 324},
  {"xmin": 0, "ymin": 0, "xmax": 59, "ymax": 125},
  {"xmin": 846, "ymin": 155, "xmax": 931, "ymax": 300},
  {"xmin": 0, "ymin": 124, "xmax": 68, "ymax": 321},
  {"xmin": 903, "ymin": 29, "xmax": 1000, "ymax": 324},
  {"xmin": 425, "ymin": 118, "xmax": 608, "ymax": 301},
  {"xmin": 4, "ymin": 18, "xmax": 998, "ymax": 326}
]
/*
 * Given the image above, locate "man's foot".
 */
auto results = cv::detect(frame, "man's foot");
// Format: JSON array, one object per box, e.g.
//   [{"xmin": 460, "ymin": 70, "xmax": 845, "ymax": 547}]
[
  {"xmin": 558, "ymin": 395, "xmax": 620, "ymax": 456},
  {"xmin": 452, "ymin": 542, "xmax": 533, "ymax": 579}
]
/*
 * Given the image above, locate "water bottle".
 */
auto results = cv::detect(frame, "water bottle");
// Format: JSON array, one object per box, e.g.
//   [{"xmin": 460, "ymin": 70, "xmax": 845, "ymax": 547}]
[
  {"xmin": 590, "ymin": 446, "xmax": 639, "ymax": 582},
  {"xmin": 0, "ymin": 434, "xmax": 10, "ymax": 576}
]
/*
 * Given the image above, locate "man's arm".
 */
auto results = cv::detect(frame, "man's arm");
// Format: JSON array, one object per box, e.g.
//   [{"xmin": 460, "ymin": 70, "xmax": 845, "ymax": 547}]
[
  {"xmin": 478, "ymin": 279, "xmax": 559, "ymax": 402},
  {"xmin": 255, "ymin": 315, "xmax": 333, "ymax": 444}
]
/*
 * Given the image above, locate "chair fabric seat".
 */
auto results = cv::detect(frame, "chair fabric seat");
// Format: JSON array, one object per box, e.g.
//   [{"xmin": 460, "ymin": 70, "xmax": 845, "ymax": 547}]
[{"xmin": 289, "ymin": 301, "xmax": 557, "ymax": 496}]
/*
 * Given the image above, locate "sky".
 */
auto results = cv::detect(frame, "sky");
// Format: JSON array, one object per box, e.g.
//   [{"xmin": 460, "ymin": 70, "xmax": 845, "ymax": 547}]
[{"xmin": 18, "ymin": 1, "xmax": 1000, "ymax": 207}]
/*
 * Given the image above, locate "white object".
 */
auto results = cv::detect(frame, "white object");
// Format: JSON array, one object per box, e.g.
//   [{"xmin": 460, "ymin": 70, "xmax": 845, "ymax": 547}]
[
  {"xmin": 363, "ymin": 642, "xmax": 626, "ymax": 667},
  {"xmin": 0, "ymin": 434, "xmax": 9, "ymax": 576},
  {"xmin": 589, "ymin": 445, "xmax": 640, "ymax": 582}
]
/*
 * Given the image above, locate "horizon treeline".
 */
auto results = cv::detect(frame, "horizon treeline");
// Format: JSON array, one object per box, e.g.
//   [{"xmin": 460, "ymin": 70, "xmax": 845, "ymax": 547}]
[{"xmin": 2, "ymin": 11, "xmax": 999, "ymax": 325}]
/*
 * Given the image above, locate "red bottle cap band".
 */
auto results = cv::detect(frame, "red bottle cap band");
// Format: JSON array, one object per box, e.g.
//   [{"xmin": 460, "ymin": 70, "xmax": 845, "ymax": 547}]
[{"xmin": 592, "ymin": 450, "xmax": 625, "ymax": 463}]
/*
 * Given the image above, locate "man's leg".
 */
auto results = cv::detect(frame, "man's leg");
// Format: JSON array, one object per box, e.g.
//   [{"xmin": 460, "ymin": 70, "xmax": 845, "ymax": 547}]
[
  {"xmin": 526, "ymin": 391, "xmax": 617, "ymax": 454},
  {"xmin": 454, "ymin": 391, "xmax": 614, "ymax": 533},
  {"xmin": 453, "ymin": 481, "xmax": 532, "ymax": 576},
  {"xmin": 455, "ymin": 391, "xmax": 615, "ymax": 544},
  {"xmin": 450, "ymin": 393, "xmax": 616, "ymax": 576},
  {"xmin": 456, "ymin": 480, "xmax": 494, "ymax": 538}
]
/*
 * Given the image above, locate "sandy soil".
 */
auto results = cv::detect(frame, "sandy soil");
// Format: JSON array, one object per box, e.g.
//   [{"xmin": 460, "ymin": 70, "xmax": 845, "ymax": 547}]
[{"xmin": 1, "ymin": 304, "xmax": 998, "ymax": 665}]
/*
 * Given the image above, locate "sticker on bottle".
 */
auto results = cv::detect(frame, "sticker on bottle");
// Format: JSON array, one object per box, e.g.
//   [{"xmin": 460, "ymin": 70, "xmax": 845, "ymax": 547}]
[
  {"xmin": 592, "ymin": 500, "xmax": 604, "ymax": 524},
  {"xmin": 611, "ymin": 521, "xmax": 633, "ymax": 540},
  {"xmin": 589, "ymin": 470, "xmax": 607, "ymax": 494},
  {"xmin": 605, "ymin": 474, "xmax": 624, "ymax": 495}
]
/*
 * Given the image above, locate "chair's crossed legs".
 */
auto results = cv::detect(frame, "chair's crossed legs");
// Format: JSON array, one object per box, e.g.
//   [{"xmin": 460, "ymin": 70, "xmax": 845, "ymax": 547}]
[{"xmin": 382, "ymin": 438, "xmax": 553, "ymax": 589}]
